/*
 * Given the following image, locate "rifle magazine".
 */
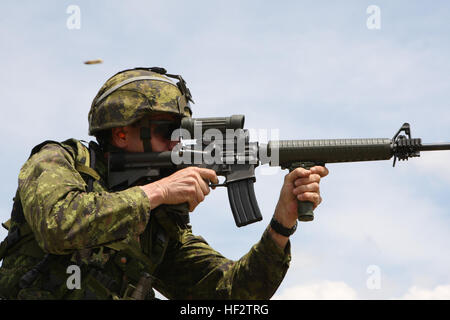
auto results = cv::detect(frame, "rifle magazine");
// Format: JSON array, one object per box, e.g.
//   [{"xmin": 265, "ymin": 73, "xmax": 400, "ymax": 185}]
[{"xmin": 227, "ymin": 179, "xmax": 263, "ymax": 227}]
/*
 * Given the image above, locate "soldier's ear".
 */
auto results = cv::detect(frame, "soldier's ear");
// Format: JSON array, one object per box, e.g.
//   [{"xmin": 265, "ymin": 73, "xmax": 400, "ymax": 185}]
[{"xmin": 111, "ymin": 127, "xmax": 128, "ymax": 148}]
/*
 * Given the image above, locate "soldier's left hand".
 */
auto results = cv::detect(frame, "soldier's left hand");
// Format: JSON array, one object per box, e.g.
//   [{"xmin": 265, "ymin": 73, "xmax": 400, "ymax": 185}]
[{"xmin": 274, "ymin": 166, "xmax": 329, "ymax": 229}]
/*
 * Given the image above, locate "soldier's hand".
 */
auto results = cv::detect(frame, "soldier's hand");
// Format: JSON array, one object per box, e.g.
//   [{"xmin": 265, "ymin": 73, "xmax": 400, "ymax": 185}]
[
  {"xmin": 275, "ymin": 166, "xmax": 328, "ymax": 222},
  {"xmin": 270, "ymin": 166, "xmax": 329, "ymax": 247},
  {"xmin": 139, "ymin": 167, "xmax": 218, "ymax": 211}
]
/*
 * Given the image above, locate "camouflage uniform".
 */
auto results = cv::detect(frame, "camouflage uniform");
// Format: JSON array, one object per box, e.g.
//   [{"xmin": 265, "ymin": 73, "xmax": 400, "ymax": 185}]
[{"xmin": 0, "ymin": 68, "xmax": 291, "ymax": 299}]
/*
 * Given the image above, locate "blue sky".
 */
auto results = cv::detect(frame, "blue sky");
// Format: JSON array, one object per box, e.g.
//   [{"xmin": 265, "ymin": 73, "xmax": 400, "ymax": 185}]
[{"xmin": 1, "ymin": 0, "xmax": 449, "ymax": 299}]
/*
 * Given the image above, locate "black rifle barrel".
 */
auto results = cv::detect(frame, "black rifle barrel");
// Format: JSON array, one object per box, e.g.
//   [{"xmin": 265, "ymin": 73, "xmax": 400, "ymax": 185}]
[{"xmin": 419, "ymin": 142, "xmax": 450, "ymax": 151}]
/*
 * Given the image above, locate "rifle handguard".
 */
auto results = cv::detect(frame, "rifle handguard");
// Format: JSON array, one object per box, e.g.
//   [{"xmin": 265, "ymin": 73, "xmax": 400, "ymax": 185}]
[{"xmin": 226, "ymin": 179, "xmax": 262, "ymax": 227}]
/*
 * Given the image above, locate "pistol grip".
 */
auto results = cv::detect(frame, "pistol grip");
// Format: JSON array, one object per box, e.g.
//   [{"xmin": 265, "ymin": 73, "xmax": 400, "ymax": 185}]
[
  {"xmin": 290, "ymin": 162, "xmax": 316, "ymax": 222},
  {"xmin": 297, "ymin": 200, "xmax": 314, "ymax": 221}
]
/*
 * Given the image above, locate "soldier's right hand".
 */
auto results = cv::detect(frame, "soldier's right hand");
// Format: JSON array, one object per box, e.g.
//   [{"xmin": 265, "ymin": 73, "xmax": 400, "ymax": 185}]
[{"xmin": 139, "ymin": 167, "xmax": 218, "ymax": 212}]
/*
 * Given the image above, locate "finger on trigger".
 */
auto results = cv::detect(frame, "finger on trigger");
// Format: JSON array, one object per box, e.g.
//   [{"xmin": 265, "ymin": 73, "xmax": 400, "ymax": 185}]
[{"xmin": 198, "ymin": 168, "xmax": 219, "ymax": 185}]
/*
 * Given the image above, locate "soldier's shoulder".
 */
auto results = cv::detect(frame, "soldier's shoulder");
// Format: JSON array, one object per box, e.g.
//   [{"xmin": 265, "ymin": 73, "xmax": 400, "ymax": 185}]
[
  {"xmin": 18, "ymin": 139, "xmax": 86, "ymax": 188},
  {"xmin": 59, "ymin": 138, "xmax": 90, "ymax": 164},
  {"xmin": 24, "ymin": 138, "xmax": 89, "ymax": 166}
]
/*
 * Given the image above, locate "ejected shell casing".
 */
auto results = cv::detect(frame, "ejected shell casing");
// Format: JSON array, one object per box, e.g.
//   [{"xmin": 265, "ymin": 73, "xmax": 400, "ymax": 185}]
[{"xmin": 84, "ymin": 59, "xmax": 103, "ymax": 65}]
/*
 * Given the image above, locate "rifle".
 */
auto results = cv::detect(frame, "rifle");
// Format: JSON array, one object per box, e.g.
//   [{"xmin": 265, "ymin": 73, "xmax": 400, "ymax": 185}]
[{"xmin": 107, "ymin": 115, "xmax": 450, "ymax": 227}]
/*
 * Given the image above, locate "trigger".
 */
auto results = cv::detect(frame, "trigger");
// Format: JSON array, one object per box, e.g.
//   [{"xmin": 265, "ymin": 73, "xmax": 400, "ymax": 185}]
[{"xmin": 209, "ymin": 176, "xmax": 227, "ymax": 188}]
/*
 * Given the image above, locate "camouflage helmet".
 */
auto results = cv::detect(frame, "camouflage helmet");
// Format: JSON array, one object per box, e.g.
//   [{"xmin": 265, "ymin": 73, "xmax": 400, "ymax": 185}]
[{"xmin": 88, "ymin": 67, "xmax": 193, "ymax": 136}]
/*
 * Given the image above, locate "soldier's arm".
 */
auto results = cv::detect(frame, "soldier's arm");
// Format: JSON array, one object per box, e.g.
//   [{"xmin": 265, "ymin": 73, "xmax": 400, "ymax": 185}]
[
  {"xmin": 152, "ymin": 225, "xmax": 291, "ymax": 299},
  {"xmin": 18, "ymin": 143, "xmax": 151, "ymax": 254}
]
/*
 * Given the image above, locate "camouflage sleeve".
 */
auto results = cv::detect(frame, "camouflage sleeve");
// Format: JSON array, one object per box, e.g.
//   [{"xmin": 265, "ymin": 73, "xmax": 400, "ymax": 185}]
[
  {"xmin": 18, "ymin": 143, "xmax": 151, "ymax": 255},
  {"xmin": 153, "ymin": 225, "xmax": 291, "ymax": 299}
]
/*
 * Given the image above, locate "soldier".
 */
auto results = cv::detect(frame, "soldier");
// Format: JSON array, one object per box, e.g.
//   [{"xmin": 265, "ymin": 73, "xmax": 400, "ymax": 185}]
[{"xmin": 0, "ymin": 67, "xmax": 328, "ymax": 299}]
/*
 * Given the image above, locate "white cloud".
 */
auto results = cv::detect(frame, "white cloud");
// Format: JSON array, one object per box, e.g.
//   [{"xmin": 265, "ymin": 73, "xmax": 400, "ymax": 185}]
[
  {"xmin": 272, "ymin": 281, "xmax": 450, "ymax": 300},
  {"xmin": 273, "ymin": 281, "xmax": 358, "ymax": 300},
  {"xmin": 401, "ymin": 285, "xmax": 450, "ymax": 300},
  {"xmin": 274, "ymin": 283, "xmax": 450, "ymax": 300}
]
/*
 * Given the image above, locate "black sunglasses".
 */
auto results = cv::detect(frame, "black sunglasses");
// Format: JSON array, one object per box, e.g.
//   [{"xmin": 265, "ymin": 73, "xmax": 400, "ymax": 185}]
[{"xmin": 150, "ymin": 120, "xmax": 181, "ymax": 140}]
